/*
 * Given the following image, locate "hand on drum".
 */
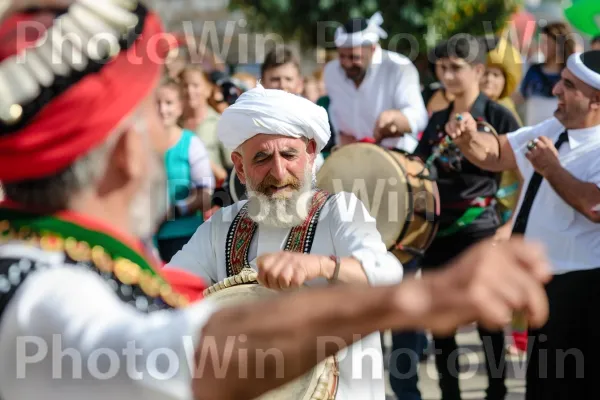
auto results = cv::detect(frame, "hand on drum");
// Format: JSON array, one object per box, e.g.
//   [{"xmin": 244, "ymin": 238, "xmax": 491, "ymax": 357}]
[
  {"xmin": 445, "ymin": 112, "xmax": 477, "ymax": 146},
  {"xmin": 374, "ymin": 110, "xmax": 402, "ymax": 143},
  {"xmin": 256, "ymin": 252, "xmax": 324, "ymax": 290},
  {"xmin": 406, "ymin": 237, "xmax": 551, "ymax": 336}
]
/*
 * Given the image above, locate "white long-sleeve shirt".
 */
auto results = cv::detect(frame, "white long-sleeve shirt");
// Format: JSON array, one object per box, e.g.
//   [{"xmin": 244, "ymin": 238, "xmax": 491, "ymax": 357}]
[
  {"xmin": 324, "ymin": 46, "xmax": 428, "ymax": 153},
  {"xmin": 168, "ymin": 191, "xmax": 404, "ymax": 400},
  {"xmin": 0, "ymin": 243, "xmax": 220, "ymax": 400}
]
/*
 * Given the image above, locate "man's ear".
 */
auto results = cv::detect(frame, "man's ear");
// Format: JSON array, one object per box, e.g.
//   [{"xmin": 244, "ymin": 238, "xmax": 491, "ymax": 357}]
[
  {"xmin": 112, "ymin": 128, "xmax": 144, "ymax": 181},
  {"xmin": 97, "ymin": 128, "xmax": 143, "ymax": 196},
  {"xmin": 231, "ymin": 150, "xmax": 246, "ymax": 184},
  {"xmin": 591, "ymin": 91, "xmax": 600, "ymax": 111},
  {"xmin": 307, "ymin": 139, "xmax": 317, "ymax": 161}
]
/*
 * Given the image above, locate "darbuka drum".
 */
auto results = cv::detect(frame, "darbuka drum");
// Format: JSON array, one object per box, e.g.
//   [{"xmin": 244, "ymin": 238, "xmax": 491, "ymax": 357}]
[
  {"xmin": 316, "ymin": 143, "xmax": 440, "ymax": 264},
  {"xmin": 203, "ymin": 269, "xmax": 339, "ymax": 400}
]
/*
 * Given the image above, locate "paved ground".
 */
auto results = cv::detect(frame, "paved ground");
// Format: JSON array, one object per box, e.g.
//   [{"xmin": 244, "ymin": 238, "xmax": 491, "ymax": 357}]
[{"xmin": 383, "ymin": 325, "xmax": 527, "ymax": 400}]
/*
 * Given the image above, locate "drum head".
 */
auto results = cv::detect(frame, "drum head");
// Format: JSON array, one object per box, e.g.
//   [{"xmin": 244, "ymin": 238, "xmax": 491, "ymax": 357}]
[
  {"xmin": 203, "ymin": 271, "xmax": 337, "ymax": 400},
  {"xmin": 316, "ymin": 143, "xmax": 409, "ymax": 249}
]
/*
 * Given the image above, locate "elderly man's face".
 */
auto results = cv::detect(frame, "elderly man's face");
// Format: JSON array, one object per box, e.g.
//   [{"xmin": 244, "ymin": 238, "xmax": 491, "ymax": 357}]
[{"xmin": 233, "ymin": 135, "xmax": 316, "ymax": 199}]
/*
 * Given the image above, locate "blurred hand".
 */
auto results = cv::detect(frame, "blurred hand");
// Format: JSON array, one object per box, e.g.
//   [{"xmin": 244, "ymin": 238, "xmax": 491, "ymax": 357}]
[
  {"xmin": 374, "ymin": 110, "xmax": 403, "ymax": 143},
  {"xmin": 525, "ymin": 136, "xmax": 561, "ymax": 178},
  {"xmin": 445, "ymin": 112, "xmax": 478, "ymax": 147},
  {"xmin": 397, "ymin": 237, "xmax": 551, "ymax": 336}
]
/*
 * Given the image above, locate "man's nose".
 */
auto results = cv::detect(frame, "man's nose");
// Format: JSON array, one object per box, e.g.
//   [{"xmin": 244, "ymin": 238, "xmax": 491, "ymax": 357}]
[
  {"xmin": 270, "ymin": 155, "xmax": 287, "ymax": 181},
  {"xmin": 552, "ymin": 81, "xmax": 562, "ymax": 96}
]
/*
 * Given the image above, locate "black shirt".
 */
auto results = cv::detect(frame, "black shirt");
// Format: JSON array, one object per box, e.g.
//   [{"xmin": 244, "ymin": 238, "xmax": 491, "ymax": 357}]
[{"xmin": 414, "ymin": 93, "xmax": 521, "ymax": 233}]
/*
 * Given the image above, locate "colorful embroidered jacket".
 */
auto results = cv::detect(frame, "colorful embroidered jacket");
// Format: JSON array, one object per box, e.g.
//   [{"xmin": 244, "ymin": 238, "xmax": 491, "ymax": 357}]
[{"xmin": 0, "ymin": 203, "xmax": 193, "ymax": 321}]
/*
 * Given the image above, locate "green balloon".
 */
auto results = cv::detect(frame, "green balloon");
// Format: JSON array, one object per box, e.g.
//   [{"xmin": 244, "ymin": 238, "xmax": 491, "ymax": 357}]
[{"xmin": 565, "ymin": 0, "xmax": 600, "ymax": 36}]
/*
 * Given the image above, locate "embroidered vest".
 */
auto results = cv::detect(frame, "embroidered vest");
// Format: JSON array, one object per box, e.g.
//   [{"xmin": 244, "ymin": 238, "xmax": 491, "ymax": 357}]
[
  {"xmin": 0, "ymin": 207, "xmax": 190, "ymax": 321},
  {"xmin": 225, "ymin": 190, "xmax": 331, "ymax": 277}
]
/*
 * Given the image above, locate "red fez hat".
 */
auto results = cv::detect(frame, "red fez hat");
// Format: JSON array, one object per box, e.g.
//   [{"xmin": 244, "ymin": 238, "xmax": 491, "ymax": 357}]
[{"xmin": 0, "ymin": 1, "xmax": 172, "ymax": 183}]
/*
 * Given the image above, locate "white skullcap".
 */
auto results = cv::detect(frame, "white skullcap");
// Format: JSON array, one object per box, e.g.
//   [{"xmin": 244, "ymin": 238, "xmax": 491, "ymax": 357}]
[
  {"xmin": 217, "ymin": 85, "xmax": 331, "ymax": 152},
  {"xmin": 567, "ymin": 51, "xmax": 600, "ymax": 91},
  {"xmin": 334, "ymin": 11, "xmax": 388, "ymax": 48}
]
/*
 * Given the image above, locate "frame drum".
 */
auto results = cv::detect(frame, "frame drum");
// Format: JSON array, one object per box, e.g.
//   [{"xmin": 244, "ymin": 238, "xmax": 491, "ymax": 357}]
[
  {"xmin": 203, "ymin": 269, "xmax": 339, "ymax": 400},
  {"xmin": 316, "ymin": 143, "xmax": 440, "ymax": 264}
]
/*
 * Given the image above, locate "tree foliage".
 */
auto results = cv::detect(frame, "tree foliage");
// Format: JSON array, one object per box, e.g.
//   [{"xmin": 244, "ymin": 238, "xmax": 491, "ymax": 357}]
[{"xmin": 229, "ymin": 0, "xmax": 522, "ymax": 56}]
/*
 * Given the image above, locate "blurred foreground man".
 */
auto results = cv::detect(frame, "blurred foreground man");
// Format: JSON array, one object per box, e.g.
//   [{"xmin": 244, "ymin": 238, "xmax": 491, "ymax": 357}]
[
  {"xmin": 448, "ymin": 50, "xmax": 600, "ymax": 400},
  {"xmin": 0, "ymin": 1, "xmax": 551, "ymax": 399}
]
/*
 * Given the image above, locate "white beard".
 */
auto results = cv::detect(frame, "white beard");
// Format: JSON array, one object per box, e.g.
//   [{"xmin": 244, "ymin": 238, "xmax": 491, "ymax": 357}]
[{"xmin": 245, "ymin": 164, "xmax": 315, "ymax": 228}]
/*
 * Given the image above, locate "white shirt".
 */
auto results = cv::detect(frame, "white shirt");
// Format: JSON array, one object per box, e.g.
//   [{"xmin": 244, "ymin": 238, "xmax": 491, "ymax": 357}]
[
  {"xmin": 507, "ymin": 117, "xmax": 600, "ymax": 274},
  {"xmin": 188, "ymin": 135, "xmax": 215, "ymax": 189},
  {"xmin": 168, "ymin": 192, "xmax": 404, "ymax": 400},
  {"xmin": 0, "ymin": 243, "xmax": 220, "ymax": 400},
  {"xmin": 324, "ymin": 46, "xmax": 428, "ymax": 153}
]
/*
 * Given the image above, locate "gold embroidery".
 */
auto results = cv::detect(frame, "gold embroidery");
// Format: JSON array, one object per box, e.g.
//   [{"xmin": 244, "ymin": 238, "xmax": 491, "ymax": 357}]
[
  {"xmin": 65, "ymin": 237, "xmax": 92, "ymax": 262},
  {"xmin": 114, "ymin": 259, "xmax": 141, "ymax": 285},
  {"xmin": 139, "ymin": 271, "xmax": 161, "ymax": 297},
  {"xmin": 0, "ymin": 223, "xmax": 182, "ymax": 308},
  {"xmin": 92, "ymin": 246, "xmax": 113, "ymax": 273},
  {"xmin": 39, "ymin": 234, "xmax": 65, "ymax": 252}
]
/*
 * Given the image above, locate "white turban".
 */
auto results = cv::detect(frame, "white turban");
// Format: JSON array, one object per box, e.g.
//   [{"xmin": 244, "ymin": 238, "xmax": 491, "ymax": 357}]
[
  {"xmin": 567, "ymin": 51, "xmax": 600, "ymax": 91},
  {"xmin": 217, "ymin": 85, "xmax": 331, "ymax": 152},
  {"xmin": 334, "ymin": 12, "xmax": 388, "ymax": 48}
]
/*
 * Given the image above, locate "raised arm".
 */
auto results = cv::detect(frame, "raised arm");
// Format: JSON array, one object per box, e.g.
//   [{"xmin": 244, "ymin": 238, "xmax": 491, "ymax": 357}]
[
  {"xmin": 446, "ymin": 112, "xmax": 518, "ymax": 172},
  {"xmin": 196, "ymin": 237, "xmax": 551, "ymax": 400},
  {"xmin": 2, "ymin": 238, "xmax": 551, "ymax": 400}
]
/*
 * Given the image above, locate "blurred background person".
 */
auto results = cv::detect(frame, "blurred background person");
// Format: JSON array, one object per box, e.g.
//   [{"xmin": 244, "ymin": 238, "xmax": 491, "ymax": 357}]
[
  {"xmin": 312, "ymin": 67, "xmax": 327, "ymax": 99},
  {"xmin": 155, "ymin": 78, "xmax": 215, "ymax": 262},
  {"xmin": 165, "ymin": 47, "xmax": 189, "ymax": 81},
  {"xmin": 592, "ymin": 35, "xmax": 600, "ymax": 51},
  {"xmin": 324, "ymin": 12, "xmax": 428, "ymax": 151},
  {"xmin": 207, "ymin": 71, "xmax": 250, "ymax": 115},
  {"xmin": 482, "ymin": 37, "xmax": 523, "ymax": 125},
  {"xmin": 232, "ymin": 71, "xmax": 258, "ymax": 89},
  {"xmin": 481, "ymin": 37, "xmax": 527, "ymax": 356},
  {"xmin": 302, "ymin": 75, "xmax": 321, "ymax": 103},
  {"xmin": 260, "ymin": 46, "xmax": 304, "ymax": 94},
  {"xmin": 179, "ymin": 66, "xmax": 231, "ymax": 184},
  {"xmin": 423, "ymin": 54, "xmax": 455, "ymax": 116},
  {"xmin": 513, "ymin": 21, "xmax": 576, "ymax": 126}
]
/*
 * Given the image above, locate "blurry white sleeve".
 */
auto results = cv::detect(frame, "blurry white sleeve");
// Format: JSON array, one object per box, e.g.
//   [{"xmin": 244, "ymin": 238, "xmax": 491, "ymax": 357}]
[
  {"xmin": 167, "ymin": 217, "xmax": 219, "ymax": 285},
  {"xmin": 188, "ymin": 136, "xmax": 215, "ymax": 190},
  {"xmin": 393, "ymin": 63, "xmax": 428, "ymax": 136},
  {"xmin": 0, "ymin": 265, "xmax": 220, "ymax": 400},
  {"xmin": 326, "ymin": 192, "xmax": 403, "ymax": 286}
]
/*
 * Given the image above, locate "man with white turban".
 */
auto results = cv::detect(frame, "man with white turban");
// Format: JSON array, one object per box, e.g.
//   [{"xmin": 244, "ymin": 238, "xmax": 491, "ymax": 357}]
[
  {"xmin": 168, "ymin": 85, "xmax": 405, "ymax": 399},
  {"xmin": 324, "ymin": 12, "xmax": 428, "ymax": 151}
]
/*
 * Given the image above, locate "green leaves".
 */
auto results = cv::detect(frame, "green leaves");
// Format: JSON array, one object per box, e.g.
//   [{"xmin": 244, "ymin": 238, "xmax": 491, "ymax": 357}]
[{"xmin": 229, "ymin": 0, "xmax": 524, "ymax": 56}]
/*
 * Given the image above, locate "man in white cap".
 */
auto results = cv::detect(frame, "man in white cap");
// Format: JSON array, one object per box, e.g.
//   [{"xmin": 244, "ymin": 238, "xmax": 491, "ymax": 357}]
[
  {"xmin": 446, "ymin": 50, "xmax": 600, "ymax": 400},
  {"xmin": 323, "ymin": 12, "xmax": 428, "ymax": 151},
  {"xmin": 169, "ymin": 85, "xmax": 404, "ymax": 398}
]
